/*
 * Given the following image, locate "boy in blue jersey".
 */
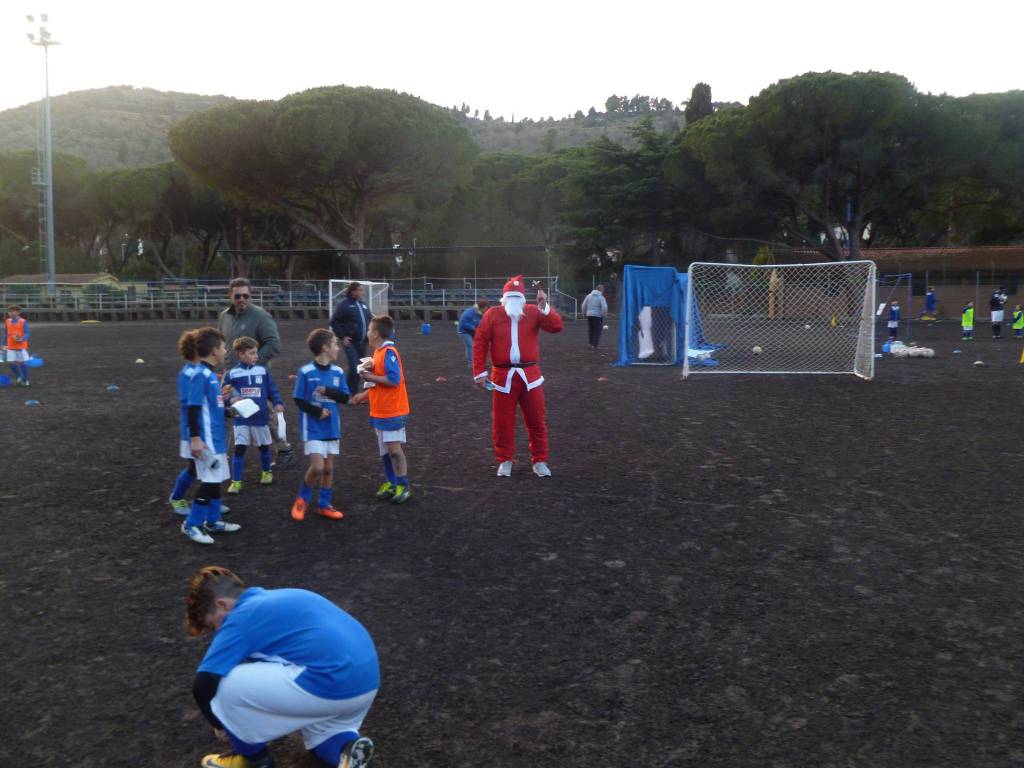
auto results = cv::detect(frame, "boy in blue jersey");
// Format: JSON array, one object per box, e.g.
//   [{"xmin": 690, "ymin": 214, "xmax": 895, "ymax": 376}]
[
  {"xmin": 186, "ymin": 566, "xmax": 378, "ymax": 768},
  {"xmin": 182, "ymin": 327, "xmax": 242, "ymax": 545},
  {"xmin": 226, "ymin": 336, "xmax": 284, "ymax": 494},
  {"xmin": 291, "ymin": 329, "xmax": 350, "ymax": 522},
  {"xmin": 887, "ymin": 300, "xmax": 900, "ymax": 341},
  {"xmin": 170, "ymin": 330, "xmax": 201, "ymax": 515}
]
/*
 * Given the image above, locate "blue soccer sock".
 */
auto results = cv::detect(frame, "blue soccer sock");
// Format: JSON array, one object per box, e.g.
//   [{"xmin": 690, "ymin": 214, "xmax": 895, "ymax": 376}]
[
  {"xmin": 396, "ymin": 475, "xmax": 409, "ymax": 489},
  {"xmin": 186, "ymin": 499, "xmax": 208, "ymax": 528},
  {"xmin": 231, "ymin": 454, "xmax": 245, "ymax": 482},
  {"xmin": 298, "ymin": 483, "xmax": 313, "ymax": 504},
  {"xmin": 259, "ymin": 447, "xmax": 272, "ymax": 471},
  {"xmin": 170, "ymin": 468, "xmax": 193, "ymax": 501},
  {"xmin": 225, "ymin": 727, "xmax": 268, "ymax": 759},
  {"xmin": 205, "ymin": 497, "xmax": 222, "ymax": 525},
  {"xmin": 319, "ymin": 486, "xmax": 333, "ymax": 508},
  {"xmin": 312, "ymin": 731, "xmax": 359, "ymax": 766},
  {"xmin": 381, "ymin": 454, "xmax": 397, "ymax": 484}
]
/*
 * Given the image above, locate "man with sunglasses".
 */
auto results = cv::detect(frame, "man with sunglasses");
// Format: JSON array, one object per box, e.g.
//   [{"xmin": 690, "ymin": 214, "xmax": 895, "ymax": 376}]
[{"xmin": 218, "ymin": 278, "xmax": 282, "ymax": 369}]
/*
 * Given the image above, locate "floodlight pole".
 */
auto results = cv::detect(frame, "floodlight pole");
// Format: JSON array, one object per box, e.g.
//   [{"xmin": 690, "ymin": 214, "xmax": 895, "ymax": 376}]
[{"xmin": 27, "ymin": 14, "xmax": 59, "ymax": 298}]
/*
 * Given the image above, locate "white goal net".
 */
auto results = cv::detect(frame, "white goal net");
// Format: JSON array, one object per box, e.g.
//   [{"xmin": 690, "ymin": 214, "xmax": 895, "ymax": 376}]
[
  {"xmin": 328, "ymin": 280, "xmax": 390, "ymax": 318},
  {"xmin": 682, "ymin": 261, "xmax": 876, "ymax": 379}
]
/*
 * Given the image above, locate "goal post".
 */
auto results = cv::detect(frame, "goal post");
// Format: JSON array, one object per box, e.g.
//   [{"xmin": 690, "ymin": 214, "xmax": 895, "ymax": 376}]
[
  {"xmin": 327, "ymin": 280, "xmax": 390, "ymax": 319},
  {"xmin": 682, "ymin": 260, "xmax": 877, "ymax": 379}
]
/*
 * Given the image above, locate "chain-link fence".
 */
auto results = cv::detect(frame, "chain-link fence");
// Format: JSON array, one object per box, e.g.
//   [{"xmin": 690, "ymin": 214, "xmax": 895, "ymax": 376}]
[{"xmin": 684, "ymin": 261, "xmax": 877, "ymax": 379}]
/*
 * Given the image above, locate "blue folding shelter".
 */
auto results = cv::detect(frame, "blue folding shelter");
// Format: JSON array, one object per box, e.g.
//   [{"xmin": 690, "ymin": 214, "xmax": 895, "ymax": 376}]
[{"xmin": 613, "ymin": 264, "xmax": 714, "ymax": 367}]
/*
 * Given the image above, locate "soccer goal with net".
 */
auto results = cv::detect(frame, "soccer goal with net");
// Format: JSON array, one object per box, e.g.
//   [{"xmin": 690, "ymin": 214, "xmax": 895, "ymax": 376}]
[
  {"xmin": 327, "ymin": 280, "xmax": 390, "ymax": 319},
  {"xmin": 682, "ymin": 260, "xmax": 877, "ymax": 379}
]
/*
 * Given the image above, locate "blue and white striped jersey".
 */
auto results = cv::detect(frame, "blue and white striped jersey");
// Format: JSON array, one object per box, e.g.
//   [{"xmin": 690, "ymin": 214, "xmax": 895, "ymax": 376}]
[
  {"xmin": 187, "ymin": 363, "xmax": 228, "ymax": 454},
  {"xmin": 226, "ymin": 363, "xmax": 283, "ymax": 427}
]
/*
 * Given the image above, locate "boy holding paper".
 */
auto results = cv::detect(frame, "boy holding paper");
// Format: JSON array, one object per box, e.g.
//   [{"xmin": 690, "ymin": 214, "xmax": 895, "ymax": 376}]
[{"xmin": 225, "ymin": 336, "xmax": 285, "ymax": 493}]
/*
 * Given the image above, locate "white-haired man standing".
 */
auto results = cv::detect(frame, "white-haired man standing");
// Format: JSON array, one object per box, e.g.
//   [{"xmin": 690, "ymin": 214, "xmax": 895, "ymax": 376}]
[{"xmin": 472, "ymin": 276, "xmax": 563, "ymax": 477}]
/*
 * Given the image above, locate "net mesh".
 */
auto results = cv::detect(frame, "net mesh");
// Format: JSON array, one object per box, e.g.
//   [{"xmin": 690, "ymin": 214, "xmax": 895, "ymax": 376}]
[
  {"xmin": 627, "ymin": 306, "xmax": 677, "ymax": 365},
  {"xmin": 684, "ymin": 261, "xmax": 876, "ymax": 378},
  {"xmin": 328, "ymin": 280, "xmax": 389, "ymax": 318}
]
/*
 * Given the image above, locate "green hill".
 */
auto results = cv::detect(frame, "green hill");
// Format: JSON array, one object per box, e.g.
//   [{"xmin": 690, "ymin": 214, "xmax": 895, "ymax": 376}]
[
  {"xmin": 0, "ymin": 86, "xmax": 709, "ymax": 169},
  {"xmin": 0, "ymin": 86, "xmax": 237, "ymax": 168}
]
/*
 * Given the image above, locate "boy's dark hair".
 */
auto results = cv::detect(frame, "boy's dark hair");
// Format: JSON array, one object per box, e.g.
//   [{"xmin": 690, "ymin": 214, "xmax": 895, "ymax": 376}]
[
  {"xmin": 307, "ymin": 328, "xmax": 335, "ymax": 355},
  {"xmin": 8, "ymin": 305, "xmax": 21, "ymax": 313},
  {"xmin": 476, "ymin": 299, "xmax": 489, "ymax": 310},
  {"xmin": 228, "ymin": 277, "xmax": 251, "ymax": 291},
  {"xmin": 185, "ymin": 566, "xmax": 246, "ymax": 636},
  {"xmin": 370, "ymin": 314, "xmax": 395, "ymax": 339},
  {"xmin": 194, "ymin": 326, "xmax": 226, "ymax": 358},
  {"xmin": 232, "ymin": 335, "xmax": 258, "ymax": 353},
  {"xmin": 345, "ymin": 281, "xmax": 362, "ymax": 299},
  {"xmin": 178, "ymin": 330, "xmax": 198, "ymax": 361}
]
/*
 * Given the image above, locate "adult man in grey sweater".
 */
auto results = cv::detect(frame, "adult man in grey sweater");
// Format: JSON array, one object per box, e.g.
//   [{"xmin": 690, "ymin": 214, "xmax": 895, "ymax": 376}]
[
  {"xmin": 218, "ymin": 278, "xmax": 282, "ymax": 368},
  {"xmin": 581, "ymin": 285, "xmax": 608, "ymax": 350}
]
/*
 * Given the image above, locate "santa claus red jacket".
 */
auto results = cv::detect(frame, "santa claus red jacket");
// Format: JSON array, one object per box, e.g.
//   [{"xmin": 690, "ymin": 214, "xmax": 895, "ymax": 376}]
[{"xmin": 473, "ymin": 302, "xmax": 564, "ymax": 392}]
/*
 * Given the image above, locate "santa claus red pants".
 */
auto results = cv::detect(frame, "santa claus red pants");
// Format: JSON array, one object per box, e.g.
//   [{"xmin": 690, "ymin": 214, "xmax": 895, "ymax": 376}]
[{"xmin": 491, "ymin": 375, "xmax": 548, "ymax": 463}]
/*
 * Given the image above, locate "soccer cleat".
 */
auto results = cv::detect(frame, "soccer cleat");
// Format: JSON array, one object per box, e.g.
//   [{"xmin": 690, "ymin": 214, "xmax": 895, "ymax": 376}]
[
  {"xmin": 338, "ymin": 736, "xmax": 374, "ymax": 768},
  {"xmin": 532, "ymin": 462, "xmax": 552, "ymax": 478},
  {"xmin": 317, "ymin": 505, "xmax": 344, "ymax": 520},
  {"xmin": 391, "ymin": 485, "xmax": 411, "ymax": 504},
  {"xmin": 291, "ymin": 497, "xmax": 307, "ymax": 521},
  {"xmin": 21, "ymin": 380, "xmax": 29, "ymax": 387},
  {"xmin": 497, "ymin": 461, "xmax": 513, "ymax": 477},
  {"xmin": 227, "ymin": 481, "xmax": 243, "ymax": 494},
  {"xmin": 201, "ymin": 750, "xmax": 275, "ymax": 768},
  {"xmin": 260, "ymin": 470, "xmax": 273, "ymax": 485},
  {"xmin": 204, "ymin": 520, "xmax": 241, "ymax": 533},
  {"xmin": 375, "ymin": 481, "xmax": 395, "ymax": 499},
  {"xmin": 181, "ymin": 522, "xmax": 214, "ymax": 545},
  {"xmin": 169, "ymin": 497, "xmax": 190, "ymax": 516}
]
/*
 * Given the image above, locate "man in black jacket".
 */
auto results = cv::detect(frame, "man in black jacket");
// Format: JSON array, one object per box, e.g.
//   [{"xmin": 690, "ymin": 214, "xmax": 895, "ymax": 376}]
[{"xmin": 330, "ymin": 282, "xmax": 373, "ymax": 395}]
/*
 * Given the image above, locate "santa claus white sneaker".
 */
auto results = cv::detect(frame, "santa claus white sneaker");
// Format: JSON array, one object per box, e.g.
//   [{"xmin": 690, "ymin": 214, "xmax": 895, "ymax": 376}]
[
  {"xmin": 497, "ymin": 461, "xmax": 513, "ymax": 477},
  {"xmin": 532, "ymin": 462, "xmax": 552, "ymax": 477}
]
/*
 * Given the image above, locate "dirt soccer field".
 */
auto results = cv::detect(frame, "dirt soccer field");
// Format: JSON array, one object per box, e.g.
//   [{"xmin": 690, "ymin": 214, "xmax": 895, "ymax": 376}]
[{"xmin": 3, "ymin": 318, "xmax": 1023, "ymax": 768}]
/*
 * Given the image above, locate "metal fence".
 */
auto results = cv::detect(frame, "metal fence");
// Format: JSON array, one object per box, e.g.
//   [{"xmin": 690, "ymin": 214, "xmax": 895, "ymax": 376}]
[{"xmin": 0, "ymin": 275, "xmax": 581, "ymax": 318}]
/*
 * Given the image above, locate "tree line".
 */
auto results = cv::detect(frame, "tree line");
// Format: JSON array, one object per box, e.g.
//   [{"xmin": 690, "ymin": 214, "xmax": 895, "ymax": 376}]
[{"xmin": 0, "ymin": 74, "xmax": 1021, "ymax": 280}]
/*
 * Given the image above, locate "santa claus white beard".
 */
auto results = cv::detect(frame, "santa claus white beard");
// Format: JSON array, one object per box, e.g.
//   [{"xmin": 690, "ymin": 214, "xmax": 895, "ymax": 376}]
[{"xmin": 502, "ymin": 295, "xmax": 525, "ymax": 320}]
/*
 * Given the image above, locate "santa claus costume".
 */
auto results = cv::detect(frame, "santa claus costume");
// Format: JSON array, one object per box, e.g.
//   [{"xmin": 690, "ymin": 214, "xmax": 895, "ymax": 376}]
[{"xmin": 473, "ymin": 276, "xmax": 564, "ymax": 476}]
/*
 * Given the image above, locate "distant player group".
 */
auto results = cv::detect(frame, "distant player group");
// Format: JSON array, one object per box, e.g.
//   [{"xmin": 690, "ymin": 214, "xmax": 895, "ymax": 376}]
[{"xmin": 171, "ymin": 314, "xmax": 411, "ymax": 545}]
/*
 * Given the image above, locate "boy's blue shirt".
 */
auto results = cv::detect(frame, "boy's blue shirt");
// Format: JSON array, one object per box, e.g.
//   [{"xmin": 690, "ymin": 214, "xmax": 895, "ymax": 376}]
[{"xmin": 227, "ymin": 362, "xmax": 283, "ymax": 427}]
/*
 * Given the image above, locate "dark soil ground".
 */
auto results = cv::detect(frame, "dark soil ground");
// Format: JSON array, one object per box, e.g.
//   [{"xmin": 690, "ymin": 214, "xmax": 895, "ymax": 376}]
[{"xmin": 3, "ymin": 318, "xmax": 1024, "ymax": 768}]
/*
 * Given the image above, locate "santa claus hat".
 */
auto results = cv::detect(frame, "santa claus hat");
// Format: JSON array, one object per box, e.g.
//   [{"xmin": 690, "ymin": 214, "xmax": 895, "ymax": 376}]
[{"xmin": 502, "ymin": 275, "xmax": 525, "ymax": 300}]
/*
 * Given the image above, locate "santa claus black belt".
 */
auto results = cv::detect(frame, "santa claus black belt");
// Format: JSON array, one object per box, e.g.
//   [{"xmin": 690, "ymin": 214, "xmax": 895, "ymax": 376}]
[{"xmin": 494, "ymin": 361, "xmax": 537, "ymax": 368}]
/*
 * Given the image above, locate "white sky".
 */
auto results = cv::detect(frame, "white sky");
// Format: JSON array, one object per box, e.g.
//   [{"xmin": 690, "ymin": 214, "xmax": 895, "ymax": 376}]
[{"xmin": 2, "ymin": 0, "xmax": 1021, "ymax": 118}]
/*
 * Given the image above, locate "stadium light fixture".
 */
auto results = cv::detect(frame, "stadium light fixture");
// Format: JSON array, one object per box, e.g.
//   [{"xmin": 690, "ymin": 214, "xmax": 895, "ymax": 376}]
[{"xmin": 26, "ymin": 11, "xmax": 60, "ymax": 298}]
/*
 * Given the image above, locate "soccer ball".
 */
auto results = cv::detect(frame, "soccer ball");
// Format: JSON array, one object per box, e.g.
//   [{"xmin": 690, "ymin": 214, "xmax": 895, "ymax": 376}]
[
  {"xmin": 752, "ymin": 346, "xmax": 763, "ymax": 354},
  {"xmin": 803, "ymin": 324, "xmax": 811, "ymax": 330},
  {"xmin": 603, "ymin": 324, "xmax": 609, "ymax": 330},
  {"xmin": 974, "ymin": 360, "xmax": 985, "ymax": 367}
]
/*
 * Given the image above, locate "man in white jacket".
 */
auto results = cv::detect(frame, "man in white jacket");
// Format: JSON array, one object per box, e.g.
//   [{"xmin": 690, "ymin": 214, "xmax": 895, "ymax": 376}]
[{"xmin": 581, "ymin": 285, "xmax": 608, "ymax": 350}]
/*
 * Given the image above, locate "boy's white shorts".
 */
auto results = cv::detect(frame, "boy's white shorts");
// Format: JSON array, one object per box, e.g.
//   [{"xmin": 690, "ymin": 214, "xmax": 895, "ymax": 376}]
[
  {"xmin": 195, "ymin": 451, "xmax": 230, "ymax": 483},
  {"xmin": 375, "ymin": 428, "xmax": 406, "ymax": 456},
  {"xmin": 5, "ymin": 349, "xmax": 30, "ymax": 362},
  {"xmin": 992, "ymin": 310, "xmax": 1005, "ymax": 322},
  {"xmin": 304, "ymin": 439, "xmax": 340, "ymax": 457},
  {"xmin": 211, "ymin": 660, "xmax": 377, "ymax": 749},
  {"xmin": 234, "ymin": 425, "xmax": 273, "ymax": 446}
]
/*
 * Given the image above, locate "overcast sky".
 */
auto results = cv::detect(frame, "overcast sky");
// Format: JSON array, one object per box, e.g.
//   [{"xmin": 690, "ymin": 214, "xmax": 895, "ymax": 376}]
[{"xmin": 3, "ymin": 0, "xmax": 1021, "ymax": 117}]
